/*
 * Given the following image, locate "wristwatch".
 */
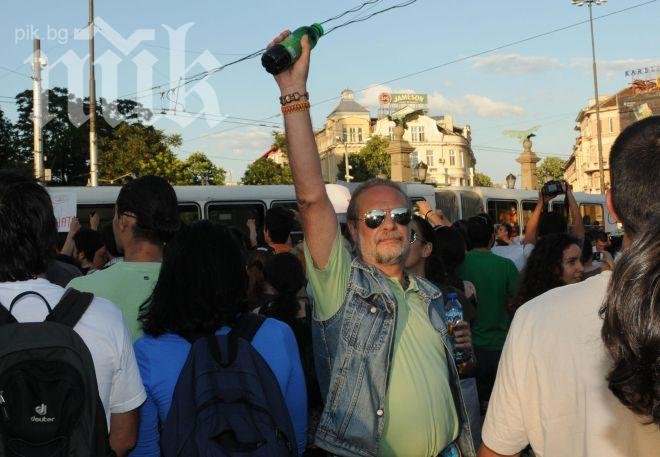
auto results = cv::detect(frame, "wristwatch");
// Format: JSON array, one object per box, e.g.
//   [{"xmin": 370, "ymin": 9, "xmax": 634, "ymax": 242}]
[{"xmin": 279, "ymin": 91, "xmax": 309, "ymax": 106}]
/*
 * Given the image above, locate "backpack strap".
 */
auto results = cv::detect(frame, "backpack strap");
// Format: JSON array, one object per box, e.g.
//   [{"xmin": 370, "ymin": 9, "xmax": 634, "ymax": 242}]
[
  {"xmin": 207, "ymin": 313, "xmax": 266, "ymax": 368},
  {"xmin": 46, "ymin": 288, "xmax": 94, "ymax": 328},
  {"xmin": 231, "ymin": 313, "xmax": 266, "ymax": 343}
]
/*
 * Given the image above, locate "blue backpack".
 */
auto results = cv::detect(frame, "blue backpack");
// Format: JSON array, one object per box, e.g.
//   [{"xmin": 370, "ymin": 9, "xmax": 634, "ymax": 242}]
[{"xmin": 160, "ymin": 313, "xmax": 298, "ymax": 457}]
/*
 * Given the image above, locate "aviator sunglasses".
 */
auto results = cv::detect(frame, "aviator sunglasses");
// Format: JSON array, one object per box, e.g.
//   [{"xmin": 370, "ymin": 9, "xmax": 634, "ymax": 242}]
[{"xmin": 359, "ymin": 207, "xmax": 411, "ymax": 229}]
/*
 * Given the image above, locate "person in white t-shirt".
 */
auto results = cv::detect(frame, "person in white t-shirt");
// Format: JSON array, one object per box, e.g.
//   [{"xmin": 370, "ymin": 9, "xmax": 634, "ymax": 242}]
[
  {"xmin": 478, "ymin": 116, "xmax": 660, "ymax": 456},
  {"xmin": 0, "ymin": 174, "xmax": 146, "ymax": 457}
]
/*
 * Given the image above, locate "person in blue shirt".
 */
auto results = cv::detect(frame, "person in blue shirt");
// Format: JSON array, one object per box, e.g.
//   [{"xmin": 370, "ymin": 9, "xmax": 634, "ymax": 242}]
[{"xmin": 130, "ymin": 220, "xmax": 307, "ymax": 456}]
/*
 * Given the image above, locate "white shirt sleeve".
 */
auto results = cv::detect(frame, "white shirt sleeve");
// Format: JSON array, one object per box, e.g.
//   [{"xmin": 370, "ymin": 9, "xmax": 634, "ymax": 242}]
[
  {"xmin": 109, "ymin": 315, "xmax": 146, "ymax": 414},
  {"xmin": 481, "ymin": 307, "xmax": 531, "ymax": 454}
]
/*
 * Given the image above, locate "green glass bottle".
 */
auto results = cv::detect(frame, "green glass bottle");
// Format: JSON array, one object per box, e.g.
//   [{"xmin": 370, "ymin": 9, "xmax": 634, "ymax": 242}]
[{"xmin": 262, "ymin": 23, "xmax": 324, "ymax": 75}]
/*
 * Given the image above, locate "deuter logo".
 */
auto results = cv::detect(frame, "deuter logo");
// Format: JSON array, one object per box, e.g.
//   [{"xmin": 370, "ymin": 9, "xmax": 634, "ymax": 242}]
[{"xmin": 31, "ymin": 403, "xmax": 55, "ymax": 423}]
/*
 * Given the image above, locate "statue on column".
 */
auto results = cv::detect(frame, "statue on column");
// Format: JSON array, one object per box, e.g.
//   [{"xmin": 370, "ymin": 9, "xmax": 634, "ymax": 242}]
[{"xmin": 503, "ymin": 125, "xmax": 541, "ymax": 190}]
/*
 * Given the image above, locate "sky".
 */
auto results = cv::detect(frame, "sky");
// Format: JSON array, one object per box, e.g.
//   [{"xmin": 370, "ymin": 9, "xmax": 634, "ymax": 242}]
[{"xmin": 1, "ymin": 0, "xmax": 658, "ymax": 184}]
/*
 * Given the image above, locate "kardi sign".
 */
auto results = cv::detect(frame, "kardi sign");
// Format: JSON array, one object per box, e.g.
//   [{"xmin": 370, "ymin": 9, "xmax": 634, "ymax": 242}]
[{"xmin": 48, "ymin": 191, "xmax": 77, "ymax": 232}]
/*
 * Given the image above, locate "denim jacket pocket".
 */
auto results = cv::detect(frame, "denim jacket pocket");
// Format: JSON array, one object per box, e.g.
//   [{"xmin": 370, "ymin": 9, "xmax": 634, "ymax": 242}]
[{"xmin": 340, "ymin": 295, "xmax": 392, "ymax": 353}]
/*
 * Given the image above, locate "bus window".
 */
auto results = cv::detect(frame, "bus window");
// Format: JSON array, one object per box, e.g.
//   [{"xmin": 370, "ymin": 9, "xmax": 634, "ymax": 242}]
[
  {"xmin": 460, "ymin": 192, "xmax": 483, "ymax": 221},
  {"xmin": 76, "ymin": 205, "xmax": 115, "ymax": 230},
  {"xmin": 435, "ymin": 191, "xmax": 459, "ymax": 222},
  {"xmin": 271, "ymin": 200, "xmax": 303, "ymax": 245},
  {"xmin": 521, "ymin": 200, "xmax": 536, "ymax": 233},
  {"xmin": 207, "ymin": 202, "xmax": 265, "ymax": 243},
  {"xmin": 178, "ymin": 203, "xmax": 201, "ymax": 225},
  {"xmin": 487, "ymin": 199, "xmax": 518, "ymax": 234},
  {"xmin": 580, "ymin": 203, "xmax": 604, "ymax": 231}
]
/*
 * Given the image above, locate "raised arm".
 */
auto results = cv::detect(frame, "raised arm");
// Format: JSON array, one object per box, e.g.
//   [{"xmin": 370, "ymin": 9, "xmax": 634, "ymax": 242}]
[
  {"xmin": 521, "ymin": 192, "xmax": 551, "ymax": 245},
  {"xmin": 269, "ymin": 31, "xmax": 337, "ymax": 269},
  {"xmin": 565, "ymin": 184, "xmax": 585, "ymax": 243}
]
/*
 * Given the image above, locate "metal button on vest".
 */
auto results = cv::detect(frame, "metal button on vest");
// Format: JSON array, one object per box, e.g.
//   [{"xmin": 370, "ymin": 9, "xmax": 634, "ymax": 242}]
[
  {"xmin": 376, "ymin": 409, "xmax": 384, "ymax": 416},
  {"xmin": 370, "ymin": 306, "xmax": 377, "ymax": 314}
]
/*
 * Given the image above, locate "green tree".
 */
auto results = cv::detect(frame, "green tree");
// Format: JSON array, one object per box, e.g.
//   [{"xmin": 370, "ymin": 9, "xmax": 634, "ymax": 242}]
[
  {"xmin": 0, "ymin": 107, "xmax": 20, "ymax": 169},
  {"xmin": 337, "ymin": 135, "xmax": 391, "ymax": 182},
  {"xmin": 536, "ymin": 157, "xmax": 566, "ymax": 187},
  {"xmin": 272, "ymin": 130, "xmax": 287, "ymax": 155},
  {"xmin": 13, "ymin": 87, "xmax": 150, "ymax": 184},
  {"xmin": 180, "ymin": 152, "xmax": 226, "ymax": 185},
  {"xmin": 242, "ymin": 157, "xmax": 293, "ymax": 185},
  {"xmin": 98, "ymin": 123, "xmax": 183, "ymax": 183},
  {"xmin": 474, "ymin": 172, "xmax": 493, "ymax": 187}
]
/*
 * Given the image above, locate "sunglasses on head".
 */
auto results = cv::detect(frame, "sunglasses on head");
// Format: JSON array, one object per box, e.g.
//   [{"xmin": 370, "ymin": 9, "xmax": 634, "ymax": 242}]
[{"xmin": 359, "ymin": 207, "xmax": 411, "ymax": 229}]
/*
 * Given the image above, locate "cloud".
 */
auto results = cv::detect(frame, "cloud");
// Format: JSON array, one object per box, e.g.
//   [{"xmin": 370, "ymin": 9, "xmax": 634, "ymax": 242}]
[
  {"xmin": 570, "ymin": 58, "xmax": 659, "ymax": 80},
  {"xmin": 427, "ymin": 91, "xmax": 466, "ymax": 114},
  {"xmin": 203, "ymin": 128, "xmax": 273, "ymax": 163},
  {"xmin": 472, "ymin": 54, "xmax": 564, "ymax": 75},
  {"xmin": 464, "ymin": 94, "xmax": 525, "ymax": 117}
]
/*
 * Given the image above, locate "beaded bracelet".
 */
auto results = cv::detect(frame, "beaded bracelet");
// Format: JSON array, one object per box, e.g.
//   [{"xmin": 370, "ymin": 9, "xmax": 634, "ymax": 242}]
[{"xmin": 281, "ymin": 100, "xmax": 311, "ymax": 115}]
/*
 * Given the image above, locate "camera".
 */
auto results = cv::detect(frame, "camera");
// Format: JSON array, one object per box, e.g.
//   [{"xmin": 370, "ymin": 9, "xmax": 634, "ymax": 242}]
[{"xmin": 541, "ymin": 180, "xmax": 566, "ymax": 197}]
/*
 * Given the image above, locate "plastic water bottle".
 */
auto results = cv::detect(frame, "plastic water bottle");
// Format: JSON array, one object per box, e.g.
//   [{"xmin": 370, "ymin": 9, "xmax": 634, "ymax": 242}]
[
  {"xmin": 444, "ymin": 293, "xmax": 470, "ymax": 368},
  {"xmin": 262, "ymin": 24, "xmax": 324, "ymax": 75}
]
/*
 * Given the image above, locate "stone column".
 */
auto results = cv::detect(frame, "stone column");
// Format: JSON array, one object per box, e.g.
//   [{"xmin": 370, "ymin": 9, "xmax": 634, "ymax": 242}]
[
  {"xmin": 516, "ymin": 137, "xmax": 541, "ymax": 190},
  {"xmin": 387, "ymin": 125, "xmax": 413, "ymax": 182}
]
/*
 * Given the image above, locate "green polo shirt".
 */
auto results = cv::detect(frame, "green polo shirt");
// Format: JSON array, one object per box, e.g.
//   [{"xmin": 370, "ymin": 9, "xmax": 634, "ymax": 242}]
[
  {"xmin": 67, "ymin": 261, "xmax": 160, "ymax": 340},
  {"xmin": 305, "ymin": 231, "xmax": 458, "ymax": 457}
]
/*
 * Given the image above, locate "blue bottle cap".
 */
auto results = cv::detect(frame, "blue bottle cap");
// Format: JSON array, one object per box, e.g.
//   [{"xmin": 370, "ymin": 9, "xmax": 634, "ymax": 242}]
[{"xmin": 447, "ymin": 292, "xmax": 458, "ymax": 299}]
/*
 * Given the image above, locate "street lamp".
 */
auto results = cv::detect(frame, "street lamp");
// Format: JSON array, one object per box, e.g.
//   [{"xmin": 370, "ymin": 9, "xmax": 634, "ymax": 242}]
[
  {"xmin": 572, "ymin": 0, "xmax": 607, "ymax": 195},
  {"xmin": 414, "ymin": 161, "xmax": 428, "ymax": 183},
  {"xmin": 335, "ymin": 136, "xmax": 353, "ymax": 182},
  {"xmin": 506, "ymin": 173, "xmax": 517, "ymax": 189}
]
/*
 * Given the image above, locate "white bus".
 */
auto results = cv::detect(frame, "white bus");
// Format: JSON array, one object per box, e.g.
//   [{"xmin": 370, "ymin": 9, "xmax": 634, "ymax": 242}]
[
  {"xmin": 434, "ymin": 186, "xmax": 618, "ymax": 235},
  {"xmin": 47, "ymin": 182, "xmax": 438, "ymax": 242}
]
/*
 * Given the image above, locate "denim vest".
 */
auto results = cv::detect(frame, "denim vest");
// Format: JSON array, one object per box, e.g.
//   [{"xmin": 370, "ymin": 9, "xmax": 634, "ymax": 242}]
[{"xmin": 312, "ymin": 257, "xmax": 476, "ymax": 457}]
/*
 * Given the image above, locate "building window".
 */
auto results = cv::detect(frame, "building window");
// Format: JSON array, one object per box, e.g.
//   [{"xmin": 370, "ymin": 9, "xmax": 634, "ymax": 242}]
[
  {"xmin": 349, "ymin": 128, "xmax": 356, "ymax": 143},
  {"xmin": 410, "ymin": 126, "xmax": 425, "ymax": 142},
  {"xmin": 460, "ymin": 151, "xmax": 464, "ymax": 168},
  {"xmin": 358, "ymin": 128, "xmax": 363, "ymax": 142},
  {"xmin": 449, "ymin": 149, "xmax": 456, "ymax": 166},
  {"xmin": 411, "ymin": 151, "xmax": 419, "ymax": 169},
  {"xmin": 342, "ymin": 127, "xmax": 347, "ymax": 143},
  {"xmin": 426, "ymin": 150, "xmax": 434, "ymax": 167},
  {"xmin": 388, "ymin": 126, "xmax": 394, "ymax": 140},
  {"xmin": 608, "ymin": 118, "xmax": 614, "ymax": 133}
]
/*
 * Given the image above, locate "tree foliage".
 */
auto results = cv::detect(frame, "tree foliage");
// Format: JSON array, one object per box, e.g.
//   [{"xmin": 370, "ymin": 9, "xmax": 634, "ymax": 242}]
[
  {"xmin": 272, "ymin": 131, "xmax": 287, "ymax": 155},
  {"xmin": 180, "ymin": 152, "xmax": 226, "ymax": 185},
  {"xmin": 98, "ymin": 122, "xmax": 182, "ymax": 183},
  {"xmin": 337, "ymin": 135, "xmax": 391, "ymax": 182},
  {"xmin": 0, "ymin": 108, "xmax": 19, "ymax": 169},
  {"xmin": 536, "ymin": 157, "xmax": 566, "ymax": 187},
  {"xmin": 474, "ymin": 172, "xmax": 493, "ymax": 187},
  {"xmin": 13, "ymin": 87, "xmax": 150, "ymax": 184},
  {"xmin": 242, "ymin": 157, "xmax": 293, "ymax": 185}
]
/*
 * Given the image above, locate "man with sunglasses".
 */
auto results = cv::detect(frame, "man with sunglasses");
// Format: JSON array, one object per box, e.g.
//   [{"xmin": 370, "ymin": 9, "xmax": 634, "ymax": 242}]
[{"xmin": 266, "ymin": 31, "xmax": 476, "ymax": 457}]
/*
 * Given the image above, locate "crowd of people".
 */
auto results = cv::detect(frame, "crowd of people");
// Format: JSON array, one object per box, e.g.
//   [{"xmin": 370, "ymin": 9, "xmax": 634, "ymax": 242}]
[{"xmin": 0, "ymin": 30, "xmax": 657, "ymax": 457}]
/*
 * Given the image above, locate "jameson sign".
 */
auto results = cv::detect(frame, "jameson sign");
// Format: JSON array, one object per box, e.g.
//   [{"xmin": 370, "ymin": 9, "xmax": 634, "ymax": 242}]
[{"xmin": 390, "ymin": 93, "xmax": 428, "ymax": 105}]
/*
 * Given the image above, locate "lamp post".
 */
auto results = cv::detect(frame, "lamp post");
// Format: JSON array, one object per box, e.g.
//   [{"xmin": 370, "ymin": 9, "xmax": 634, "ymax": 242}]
[
  {"xmin": 572, "ymin": 0, "xmax": 606, "ymax": 195},
  {"xmin": 335, "ymin": 136, "xmax": 352, "ymax": 182},
  {"xmin": 414, "ymin": 161, "xmax": 428, "ymax": 183},
  {"xmin": 506, "ymin": 173, "xmax": 517, "ymax": 189}
]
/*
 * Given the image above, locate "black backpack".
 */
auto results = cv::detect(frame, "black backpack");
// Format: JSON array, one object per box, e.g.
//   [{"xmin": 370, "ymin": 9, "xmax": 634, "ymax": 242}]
[
  {"xmin": 160, "ymin": 313, "xmax": 298, "ymax": 457},
  {"xmin": 0, "ymin": 288, "xmax": 115, "ymax": 457}
]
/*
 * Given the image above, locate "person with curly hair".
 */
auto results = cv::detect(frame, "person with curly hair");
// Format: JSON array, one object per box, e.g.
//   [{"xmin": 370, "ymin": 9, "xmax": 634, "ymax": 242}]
[
  {"xmin": 512, "ymin": 233, "xmax": 584, "ymax": 311},
  {"xmin": 479, "ymin": 116, "xmax": 660, "ymax": 456}
]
